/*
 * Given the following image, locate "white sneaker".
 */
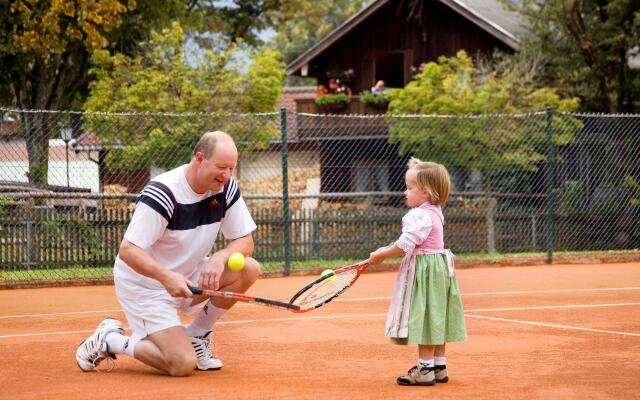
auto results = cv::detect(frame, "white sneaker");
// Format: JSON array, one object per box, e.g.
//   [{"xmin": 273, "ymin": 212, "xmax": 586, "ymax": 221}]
[
  {"xmin": 75, "ymin": 318, "xmax": 125, "ymax": 372},
  {"xmin": 190, "ymin": 331, "xmax": 223, "ymax": 370}
]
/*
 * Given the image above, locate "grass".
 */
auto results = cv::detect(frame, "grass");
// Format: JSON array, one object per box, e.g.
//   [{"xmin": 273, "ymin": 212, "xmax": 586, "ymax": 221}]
[
  {"xmin": 455, "ymin": 249, "xmax": 640, "ymax": 260},
  {"xmin": 0, "ymin": 265, "xmax": 113, "ymax": 281},
  {"xmin": 1, "ymin": 249, "xmax": 637, "ymax": 282}
]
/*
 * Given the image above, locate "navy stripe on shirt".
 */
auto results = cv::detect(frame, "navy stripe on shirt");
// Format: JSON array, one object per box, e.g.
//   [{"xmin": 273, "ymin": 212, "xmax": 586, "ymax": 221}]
[
  {"xmin": 137, "ymin": 181, "xmax": 176, "ymax": 222},
  {"xmin": 168, "ymin": 192, "xmax": 226, "ymax": 230},
  {"xmin": 138, "ymin": 177, "xmax": 243, "ymax": 230},
  {"xmin": 225, "ymin": 178, "xmax": 241, "ymax": 210}
]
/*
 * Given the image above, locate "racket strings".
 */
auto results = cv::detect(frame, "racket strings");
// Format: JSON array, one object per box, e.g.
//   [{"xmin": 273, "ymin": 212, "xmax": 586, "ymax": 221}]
[{"xmin": 291, "ymin": 269, "xmax": 357, "ymax": 308}]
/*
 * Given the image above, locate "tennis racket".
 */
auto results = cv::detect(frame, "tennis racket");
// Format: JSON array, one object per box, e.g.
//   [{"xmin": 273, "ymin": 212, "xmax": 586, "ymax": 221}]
[
  {"xmin": 188, "ymin": 285, "xmax": 301, "ymax": 312},
  {"xmin": 188, "ymin": 260, "xmax": 369, "ymax": 313},
  {"xmin": 288, "ymin": 260, "xmax": 369, "ymax": 311}
]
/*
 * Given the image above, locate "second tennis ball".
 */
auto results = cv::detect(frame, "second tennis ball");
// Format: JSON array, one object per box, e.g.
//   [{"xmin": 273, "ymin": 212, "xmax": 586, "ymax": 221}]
[
  {"xmin": 228, "ymin": 252, "xmax": 245, "ymax": 271},
  {"xmin": 321, "ymin": 269, "xmax": 336, "ymax": 283}
]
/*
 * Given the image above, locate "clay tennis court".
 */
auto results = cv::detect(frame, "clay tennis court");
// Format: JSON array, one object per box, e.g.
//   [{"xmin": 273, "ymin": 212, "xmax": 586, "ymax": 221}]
[{"xmin": 1, "ymin": 262, "xmax": 639, "ymax": 399}]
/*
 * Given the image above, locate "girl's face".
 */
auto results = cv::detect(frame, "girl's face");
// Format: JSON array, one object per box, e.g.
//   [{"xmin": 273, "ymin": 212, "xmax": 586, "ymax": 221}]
[{"xmin": 405, "ymin": 172, "xmax": 430, "ymax": 207}]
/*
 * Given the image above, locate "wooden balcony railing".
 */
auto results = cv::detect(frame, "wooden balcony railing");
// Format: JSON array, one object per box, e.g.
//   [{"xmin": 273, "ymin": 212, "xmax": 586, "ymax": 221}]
[
  {"xmin": 295, "ymin": 96, "xmax": 388, "ymax": 115},
  {"xmin": 292, "ymin": 96, "xmax": 390, "ymax": 141}
]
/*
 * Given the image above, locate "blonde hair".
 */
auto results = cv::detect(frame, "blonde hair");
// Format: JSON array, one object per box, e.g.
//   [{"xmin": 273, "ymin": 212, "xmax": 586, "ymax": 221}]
[{"xmin": 406, "ymin": 157, "xmax": 450, "ymax": 205}]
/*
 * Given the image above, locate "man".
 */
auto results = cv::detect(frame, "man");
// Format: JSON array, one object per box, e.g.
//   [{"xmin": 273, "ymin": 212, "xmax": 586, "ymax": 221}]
[{"xmin": 75, "ymin": 131, "xmax": 260, "ymax": 376}]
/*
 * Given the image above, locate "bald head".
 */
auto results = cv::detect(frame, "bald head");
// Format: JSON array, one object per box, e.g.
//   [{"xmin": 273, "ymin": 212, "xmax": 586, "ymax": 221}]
[{"xmin": 193, "ymin": 131, "xmax": 235, "ymax": 158}]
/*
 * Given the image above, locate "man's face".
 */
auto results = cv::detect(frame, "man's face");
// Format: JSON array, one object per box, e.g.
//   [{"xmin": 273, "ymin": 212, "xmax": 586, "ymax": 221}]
[{"xmin": 195, "ymin": 140, "xmax": 238, "ymax": 193}]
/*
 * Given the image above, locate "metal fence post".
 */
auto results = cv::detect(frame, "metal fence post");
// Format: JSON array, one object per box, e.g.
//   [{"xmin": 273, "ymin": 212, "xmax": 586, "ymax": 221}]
[
  {"xmin": 280, "ymin": 108, "xmax": 291, "ymax": 275},
  {"xmin": 545, "ymin": 108, "xmax": 555, "ymax": 264}
]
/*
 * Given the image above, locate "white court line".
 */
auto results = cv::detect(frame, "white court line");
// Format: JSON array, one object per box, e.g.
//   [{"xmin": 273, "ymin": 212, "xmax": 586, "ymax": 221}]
[
  {"xmin": 2, "ymin": 302, "xmax": 640, "ymax": 339},
  {"xmin": 1, "ymin": 286, "xmax": 639, "ymax": 320},
  {"xmin": 0, "ymin": 313, "xmax": 387, "ymax": 339},
  {"xmin": 0, "ymin": 309, "xmax": 123, "ymax": 319},
  {"xmin": 462, "ymin": 287, "xmax": 640, "ymax": 296},
  {"xmin": 333, "ymin": 286, "xmax": 640, "ymax": 302},
  {"xmin": 466, "ymin": 302, "xmax": 640, "ymax": 312},
  {"xmin": 465, "ymin": 314, "xmax": 640, "ymax": 337}
]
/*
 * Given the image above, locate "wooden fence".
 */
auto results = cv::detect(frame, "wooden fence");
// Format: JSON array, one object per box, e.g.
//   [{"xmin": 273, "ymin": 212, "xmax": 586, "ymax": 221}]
[{"xmin": 1, "ymin": 204, "xmax": 636, "ymax": 272}]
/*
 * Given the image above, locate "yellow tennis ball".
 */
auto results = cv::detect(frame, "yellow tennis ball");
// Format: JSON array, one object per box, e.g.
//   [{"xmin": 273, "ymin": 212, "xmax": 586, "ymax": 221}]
[
  {"xmin": 228, "ymin": 252, "xmax": 245, "ymax": 271},
  {"xmin": 321, "ymin": 269, "xmax": 336, "ymax": 283}
]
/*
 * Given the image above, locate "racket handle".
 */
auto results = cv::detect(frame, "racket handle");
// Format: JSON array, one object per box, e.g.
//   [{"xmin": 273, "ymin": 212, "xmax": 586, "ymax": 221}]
[{"xmin": 188, "ymin": 285, "xmax": 203, "ymax": 295}]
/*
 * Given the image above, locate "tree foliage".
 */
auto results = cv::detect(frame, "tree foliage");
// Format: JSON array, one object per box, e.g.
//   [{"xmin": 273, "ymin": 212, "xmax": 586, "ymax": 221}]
[
  {"xmin": 387, "ymin": 51, "xmax": 582, "ymax": 192},
  {"xmin": 0, "ymin": 0, "xmax": 187, "ymax": 187},
  {"xmin": 83, "ymin": 22, "xmax": 285, "ymax": 171},
  {"xmin": 267, "ymin": 0, "xmax": 371, "ymax": 64},
  {"xmin": 503, "ymin": 0, "xmax": 640, "ymax": 112}
]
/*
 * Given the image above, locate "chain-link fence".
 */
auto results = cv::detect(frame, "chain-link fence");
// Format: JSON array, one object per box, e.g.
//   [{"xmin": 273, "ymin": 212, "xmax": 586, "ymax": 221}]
[{"xmin": 1, "ymin": 108, "xmax": 639, "ymax": 286}]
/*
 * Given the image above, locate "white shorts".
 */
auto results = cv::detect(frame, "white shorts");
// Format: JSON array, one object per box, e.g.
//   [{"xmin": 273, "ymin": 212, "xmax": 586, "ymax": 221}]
[{"xmin": 114, "ymin": 260, "xmax": 207, "ymax": 343}]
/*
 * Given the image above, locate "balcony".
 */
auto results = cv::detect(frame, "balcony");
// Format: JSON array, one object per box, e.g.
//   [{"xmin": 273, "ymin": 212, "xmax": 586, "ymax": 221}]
[
  {"xmin": 295, "ymin": 96, "xmax": 388, "ymax": 115},
  {"xmin": 292, "ymin": 96, "xmax": 390, "ymax": 141}
]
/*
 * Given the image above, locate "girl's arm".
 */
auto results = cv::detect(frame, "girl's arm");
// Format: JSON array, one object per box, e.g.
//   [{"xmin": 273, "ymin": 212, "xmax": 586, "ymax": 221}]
[{"xmin": 368, "ymin": 244, "xmax": 405, "ymax": 266}]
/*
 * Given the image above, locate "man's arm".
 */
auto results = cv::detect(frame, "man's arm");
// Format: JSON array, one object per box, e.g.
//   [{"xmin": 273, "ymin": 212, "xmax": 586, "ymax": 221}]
[
  {"xmin": 118, "ymin": 239, "xmax": 193, "ymax": 298},
  {"xmin": 198, "ymin": 233, "xmax": 254, "ymax": 290}
]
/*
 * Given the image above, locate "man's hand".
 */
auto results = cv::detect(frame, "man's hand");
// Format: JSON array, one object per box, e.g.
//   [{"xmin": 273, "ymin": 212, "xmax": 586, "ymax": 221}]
[
  {"xmin": 160, "ymin": 271, "xmax": 193, "ymax": 298},
  {"xmin": 199, "ymin": 253, "xmax": 227, "ymax": 290}
]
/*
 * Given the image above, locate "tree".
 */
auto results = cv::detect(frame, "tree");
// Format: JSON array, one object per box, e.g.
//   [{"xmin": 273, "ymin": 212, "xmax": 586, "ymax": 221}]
[
  {"xmin": 503, "ymin": 0, "xmax": 640, "ymax": 112},
  {"xmin": 186, "ymin": 0, "xmax": 365, "ymax": 52},
  {"xmin": 0, "ymin": 0, "xmax": 187, "ymax": 188},
  {"xmin": 0, "ymin": 1, "xmax": 368, "ymax": 188},
  {"xmin": 387, "ymin": 51, "xmax": 580, "ymax": 185},
  {"xmin": 387, "ymin": 51, "xmax": 581, "ymax": 251},
  {"xmin": 83, "ymin": 22, "xmax": 285, "ymax": 171},
  {"xmin": 267, "ymin": 0, "xmax": 372, "ymax": 64}
]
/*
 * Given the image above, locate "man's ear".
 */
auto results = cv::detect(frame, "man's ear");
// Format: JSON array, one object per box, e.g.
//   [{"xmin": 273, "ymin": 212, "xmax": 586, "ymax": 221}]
[{"xmin": 194, "ymin": 151, "xmax": 204, "ymax": 162}]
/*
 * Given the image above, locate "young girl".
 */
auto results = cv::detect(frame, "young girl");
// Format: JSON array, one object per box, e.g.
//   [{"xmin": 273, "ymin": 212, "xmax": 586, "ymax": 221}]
[{"xmin": 367, "ymin": 158, "xmax": 467, "ymax": 386}]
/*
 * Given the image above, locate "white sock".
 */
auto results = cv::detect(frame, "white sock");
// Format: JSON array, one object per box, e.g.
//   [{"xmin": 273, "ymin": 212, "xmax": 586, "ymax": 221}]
[
  {"xmin": 186, "ymin": 302, "xmax": 227, "ymax": 337},
  {"xmin": 418, "ymin": 358, "xmax": 434, "ymax": 368},
  {"xmin": 434, "ymin": 356, "xmax": 447, "ymax": 366},
  {"xmin": 105, "ymin": 331, "xmax": 135, "ymax": 357}
]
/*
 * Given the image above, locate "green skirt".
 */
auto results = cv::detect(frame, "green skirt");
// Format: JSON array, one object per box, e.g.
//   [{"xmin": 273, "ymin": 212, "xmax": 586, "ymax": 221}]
[{"xmin": 390, "ymin": 253, "xmax": 467, "ymax": 345}]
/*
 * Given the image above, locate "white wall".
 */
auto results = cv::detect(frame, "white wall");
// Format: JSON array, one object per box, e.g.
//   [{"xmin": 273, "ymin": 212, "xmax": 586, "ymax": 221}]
[{"xmin": 0, "ymin": 160, "xmax": 100, "ymax": 192}]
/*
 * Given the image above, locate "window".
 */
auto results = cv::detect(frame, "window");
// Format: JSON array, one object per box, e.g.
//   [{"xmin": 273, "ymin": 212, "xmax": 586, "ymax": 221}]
[
  {"xmin": 352, "ymin": 159, "xmax": 389, "ymax": 192},
  {"xmin": 374, "ymin": 53, "xmax": 405, "ymax": 88}
]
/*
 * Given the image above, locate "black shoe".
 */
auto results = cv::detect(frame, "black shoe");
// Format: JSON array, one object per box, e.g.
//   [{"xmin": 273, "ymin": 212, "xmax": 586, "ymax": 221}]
[
  {"xmin": 434, "ymin": 364, "xmax": 449, "ymax": 383},
  {"xmin": 397, "ymin": 365, "xmax": 436, "ymax": 386}
]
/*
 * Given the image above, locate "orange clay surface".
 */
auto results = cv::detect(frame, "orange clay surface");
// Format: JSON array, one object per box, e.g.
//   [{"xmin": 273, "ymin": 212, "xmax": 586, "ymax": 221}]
[{"xmin": 1, "ymin": 262, "xmax": 639, "ymax": 400}]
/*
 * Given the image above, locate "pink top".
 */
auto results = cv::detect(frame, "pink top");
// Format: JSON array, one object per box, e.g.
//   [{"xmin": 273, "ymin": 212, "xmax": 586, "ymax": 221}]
[{"xmin": 395, "ymin": 202, "xmax": 444, "ymax": 253}]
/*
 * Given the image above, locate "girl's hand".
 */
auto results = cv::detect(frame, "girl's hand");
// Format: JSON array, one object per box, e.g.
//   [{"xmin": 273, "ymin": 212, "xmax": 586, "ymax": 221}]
[{"xmin": 368, "ymin": 248, "xmax": 387, "ymax": 266}]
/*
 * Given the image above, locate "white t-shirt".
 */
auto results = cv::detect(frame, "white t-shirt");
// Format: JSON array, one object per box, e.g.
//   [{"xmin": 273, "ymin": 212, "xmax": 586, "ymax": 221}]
[{"xmin": 114, "ymin": 165, "xmax": 256, "ymax": 290}]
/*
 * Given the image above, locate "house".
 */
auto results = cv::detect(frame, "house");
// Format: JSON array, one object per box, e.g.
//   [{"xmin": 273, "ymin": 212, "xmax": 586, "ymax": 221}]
[
  {"xmin": 279, "ymin": 0, "xmax": 526, "ymax": 197},
  {"xmin": 287, "ymin": 0, "xmax": 524, "ymax": 95}
]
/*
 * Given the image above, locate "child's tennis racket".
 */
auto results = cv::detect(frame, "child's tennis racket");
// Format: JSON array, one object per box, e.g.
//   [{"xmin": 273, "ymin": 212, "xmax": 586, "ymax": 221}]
[
  {"xmin": 288, "ymin": 260, "xmax": 369, "ymax": 311},
  {"xmin": 188, "ymin": 260, "xmax": 369, "ymax": 313}
]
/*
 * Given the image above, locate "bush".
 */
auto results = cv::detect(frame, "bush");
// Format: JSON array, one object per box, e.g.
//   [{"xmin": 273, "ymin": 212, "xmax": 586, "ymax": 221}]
[
  {"xmin": 315, "ymin": 93, "xmax": 350, "ymax": 106},
  {"xmin": 360, "ymin": 90, "xmax": 391, "ymax": 105}
]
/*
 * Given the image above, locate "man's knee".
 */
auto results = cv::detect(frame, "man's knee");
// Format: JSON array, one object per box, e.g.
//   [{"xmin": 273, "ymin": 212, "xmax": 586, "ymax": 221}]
[
  {"xmin": 166, "ymin": 351, "xmax": 197, "ymax": 377},
  {"xmin": 243, "ymin": 257, "xmax": 260, "ymax": 284}
]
